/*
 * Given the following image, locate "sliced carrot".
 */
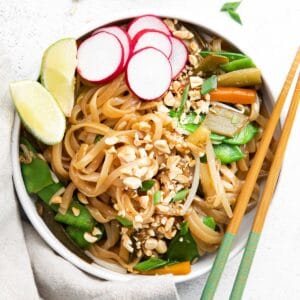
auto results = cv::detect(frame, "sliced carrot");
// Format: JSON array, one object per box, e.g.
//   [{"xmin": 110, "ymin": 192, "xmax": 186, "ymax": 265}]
[
  {"xmin": 209, "ymin": 87, "xmax": 256, "ymax": 104},
  {"xmin": 142, "ymin": 261, "xmax": 191, "ymax": 275}
]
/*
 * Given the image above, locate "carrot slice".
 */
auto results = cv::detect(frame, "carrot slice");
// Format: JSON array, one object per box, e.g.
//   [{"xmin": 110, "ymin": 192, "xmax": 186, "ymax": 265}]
[
  {"xmin": 142, "ymin": 261, "xmax": 191, "ymax": 275},
  {"xmin": 209, "ymin": 87, "xmax": 256, "ymax": 104}
]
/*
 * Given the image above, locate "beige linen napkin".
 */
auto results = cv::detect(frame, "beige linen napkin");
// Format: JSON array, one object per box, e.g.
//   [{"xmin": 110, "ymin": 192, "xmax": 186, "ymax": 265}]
[{"xmin": 0, "ymin": 42, "xmax": 178, "ymax": 300}]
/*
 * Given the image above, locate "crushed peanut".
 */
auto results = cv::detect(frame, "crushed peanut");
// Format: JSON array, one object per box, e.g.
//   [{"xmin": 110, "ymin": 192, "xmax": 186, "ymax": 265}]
[
  {"xmin": 173, "ymin": 30, "xmax": 194, "ymax": 40},
  {"xmin": 49, "ymin": 195, "xmax": 62, "ymax": 205},
  {"xmin": 154, "ymin": 139, "xmax": 171, "ymax": 154},
  {"xmin": 123, "ymin": 177, "xmax": 141, "ymax": 189},
  {"xmin": 84, "ymin": 232, "xmax": 98, "ymax": 243},
  {"xmin": 71, "ymin": 207, "xmax": 80, "ymax": 216}
]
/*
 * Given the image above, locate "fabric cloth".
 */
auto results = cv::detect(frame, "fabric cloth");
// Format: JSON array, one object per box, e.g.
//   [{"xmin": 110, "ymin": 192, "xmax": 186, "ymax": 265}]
[{"xmin": 0, "ymin": 42, "xmax": 178, "ymax": 300}]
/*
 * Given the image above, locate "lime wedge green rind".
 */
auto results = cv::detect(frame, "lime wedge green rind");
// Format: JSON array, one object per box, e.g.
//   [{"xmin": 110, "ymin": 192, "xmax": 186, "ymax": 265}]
[
  {"xmin": 229, "ymin": 232, "xmax": 261, "ymax": 300},
  {"xmin": 200, "ymin": 233, "xmax": 235, "ymax": 300},
  {"xmin": 41, "ymin": 38, "xmax": 77, "ymax": 117},
  {"xmin": 10, "ymin": 80, "xmax": 66, "ymax": 145}
]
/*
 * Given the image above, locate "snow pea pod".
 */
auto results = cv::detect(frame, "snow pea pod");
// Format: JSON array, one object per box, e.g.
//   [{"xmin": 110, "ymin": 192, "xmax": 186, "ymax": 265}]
[
  {"xmin": 37, "ymin": 200, "xmax": 93, "ymax": 263},
  {"xmin": 37, "ymin": 182, "xmax": 64, "ymax": 211},
  {"xmin": 55, "ymin": 201, "xmax": 95, "ymax": 231},
  {"xmin": 20, "ymin": 139, "xmax": 54, "ymax": 193},
  {"xmin": 214, "ymin": 143, "xmax": 245, "ymax": 164},
  {"xmin": 224, "ymin": 123, "xmax": 258, "ymax": 145},
  {"xmin": 221, "ymin": 57, "xmax": 256, "ymax": 72},
  {"xmin": 66, "ymin": 225, "xmax": 103, "ymax": 249}
]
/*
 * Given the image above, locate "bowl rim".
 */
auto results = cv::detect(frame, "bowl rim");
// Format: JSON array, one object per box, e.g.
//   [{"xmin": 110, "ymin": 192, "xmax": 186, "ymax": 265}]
[{"xmin": 11, "ymin": 10, "xmax": 276, "ymax": 284}]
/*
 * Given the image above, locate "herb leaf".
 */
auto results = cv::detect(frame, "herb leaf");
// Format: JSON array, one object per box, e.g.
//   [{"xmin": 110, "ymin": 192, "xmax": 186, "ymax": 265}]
[
  {"xmin": 201, "ymin": 75, "xmax": 217, "ymax": 95},
  {"xmin": 203, "ymin": 216, "xmax": 216, "ymax": 230},
  {"xmin": 228, "ymin": 10, "xmax": 242, "ymax": 24},
  {"xmin": 172, "ymin": 189, "xmax": 189, "ymax": 202},
  {"xmin": 115, "ymin": 216, "xmax": 133, "ymax": 227},
  {"xmin": 166, "ymin": 229, "xmax": 198, "ymax": 262},
  {"xmin": 221, "ymin": 1, "xmax": 242, "ymax": 25},
  {"xmin": 153, "ymin": 190, "xmax": 162, "ymax": 205},
  {"xmin": 221, "ymin": 1, "xmax": 241, "ymax": 12},
  {"xmin": 139, "ymin": 180, "xmax": 155, "ymax": 192},
  {"xmin": 134, "ymin": 258, "xmax": 169, "ymax": 271}
]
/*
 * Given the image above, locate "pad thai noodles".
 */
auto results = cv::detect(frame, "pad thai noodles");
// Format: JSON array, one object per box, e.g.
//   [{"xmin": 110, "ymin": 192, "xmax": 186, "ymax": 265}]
[{"xmin": 17, "ymin": 16, "xmax": 273, "ymax": 275}]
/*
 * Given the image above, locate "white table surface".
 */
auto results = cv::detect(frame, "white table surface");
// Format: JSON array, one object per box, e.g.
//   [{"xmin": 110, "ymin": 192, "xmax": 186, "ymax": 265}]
[{"xmin": 1, "ymin": 0, "xmax": 300, "ymax": 299}]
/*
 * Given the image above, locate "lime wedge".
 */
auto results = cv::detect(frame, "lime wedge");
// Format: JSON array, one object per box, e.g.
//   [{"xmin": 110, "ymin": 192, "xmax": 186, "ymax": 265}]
[
  {"xmin": 41, "ymin": 38, "xmax": 77, "ymax": 116},
  {"xmin": 10, "ymin": 80, "xmax": 66, "ymax": 145}
]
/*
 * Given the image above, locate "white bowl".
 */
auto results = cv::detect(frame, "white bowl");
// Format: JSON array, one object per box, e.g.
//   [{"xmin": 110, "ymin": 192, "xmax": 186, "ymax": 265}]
[{"xmin": 11, "ymin": 12, "xmax": 275, "ymax": 284}]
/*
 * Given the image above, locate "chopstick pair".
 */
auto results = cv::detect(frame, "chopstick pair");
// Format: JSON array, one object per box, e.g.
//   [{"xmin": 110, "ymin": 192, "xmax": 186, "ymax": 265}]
[{"xmin": 200, "ymin": 48, "xmax": 300, "ymax": 300}]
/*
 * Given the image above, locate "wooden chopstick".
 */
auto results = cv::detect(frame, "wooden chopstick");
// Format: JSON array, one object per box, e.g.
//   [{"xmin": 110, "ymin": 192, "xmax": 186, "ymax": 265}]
[
  {"xmin": 229, "ymin": 72, "xmax": 300, "ymax": 300},
  {"xmin": 200, "ymin": 48, "xmax": 300, "ymax": 300}
]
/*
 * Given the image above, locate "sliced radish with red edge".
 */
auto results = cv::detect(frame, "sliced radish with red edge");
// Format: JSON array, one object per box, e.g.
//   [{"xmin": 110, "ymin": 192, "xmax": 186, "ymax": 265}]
[
  {"xmin": 169, "ymin": 36, "xmax": 188, "ymax": 79},
  {"xmin": 126, "ymin": 47, "xmax": 172, "ymax": 100},
  {"xmin": 77, "ymin": 31, "xmax": 124, "ymax": 83},
  {"xmin": 127, "ymin": 15, "xmax": 170, "ymax": 40},
  {"xmin": 132, "ymin": 29, "xmax": 172, "ymax": 58},
  {"xmin": 92, "ymin": 26, "xmax": 131, "ymax": 68}
]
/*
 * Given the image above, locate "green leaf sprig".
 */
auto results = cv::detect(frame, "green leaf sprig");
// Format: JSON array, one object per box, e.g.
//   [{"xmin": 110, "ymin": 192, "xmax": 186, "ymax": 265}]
[{"xmin": 221, "ymin": 1, "xmax": 242, "ymax": 25}]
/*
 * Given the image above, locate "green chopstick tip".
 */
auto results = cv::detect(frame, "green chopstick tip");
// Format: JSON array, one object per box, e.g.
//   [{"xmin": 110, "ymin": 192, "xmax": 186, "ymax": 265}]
[
  {"xmin": 229, "ymin": 232, "xmax": 261, "ymax": 300},
  {"xmin": 200, "ymin": 233, "xmax": 235, "ymax": 300}
]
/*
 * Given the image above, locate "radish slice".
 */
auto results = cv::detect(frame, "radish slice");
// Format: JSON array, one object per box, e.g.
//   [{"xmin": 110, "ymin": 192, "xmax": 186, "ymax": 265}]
[
  {"xmin": 133, "ymin": 29, "xmax": 172, "ymax": 58},
  {"xmin": 127, "ymin": 15, "xmax": 170, "ymax": 40},
  {"xmin": 126, "ymin": 47, "xmax": 172, "ymax": 100},
  {"xmin": 77, "ymin": 31, "xmax": 124, "ymax": 83},
  {"xmin": 169, "ymin": 36, "xmax": 188, "ymax": 79},
  {"xmin": 92, "ymin": 26, "xmax": 131, "ymax": 67}
]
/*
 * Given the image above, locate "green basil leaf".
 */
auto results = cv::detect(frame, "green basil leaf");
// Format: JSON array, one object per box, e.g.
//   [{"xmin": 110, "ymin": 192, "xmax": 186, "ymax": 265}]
[
  {"xmin": 221, "ymin": 1, "xmax": 241, "ymax": 12},
  {"xmin": 201, "ymin": 75, "xmax": 217, "ymax": 95},
  {"xmin": 214, "ymin": 143, "xmax": 245, "ymax": 164},
  {"xmin": 172, "ymin": 189, "xmax": 189, "ymax": 202},
  {"xmin": 153, "ymin": 191, "xmax": 162, "ymax": 205},
  {"xmin": 180, "ymin": 221, "xmax": 189, "ymax": 235},
  {"xmin": 203, "ymin": 216, "xmax": 216, "ymax": 230},
  {"xmin": 228, "ymin": 9, "xmax": 242, "ymax": 25},
  {"xmin": 166, "ymin": 230, "xmax": 198, "ymax": 262},
  {"xmin": 139, "ymin": 180, "xmax": 155, "ymax": 192},
  {"xmin": 115, "ymin": 216, "xmax": 133, "ymax": 227},
  {"xmin": 224, "ymin": 123, "xmax": 258, "ymax": 145},
  {"xmin": 134, "ymin": 258, "xmax": 169, "ymax": 271}
]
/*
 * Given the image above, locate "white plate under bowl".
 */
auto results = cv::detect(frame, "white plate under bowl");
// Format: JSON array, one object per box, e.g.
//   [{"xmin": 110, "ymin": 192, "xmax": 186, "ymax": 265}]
[{"xmin": 11, "ymin": 11, "xmax": 275, "ymax": 283}]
